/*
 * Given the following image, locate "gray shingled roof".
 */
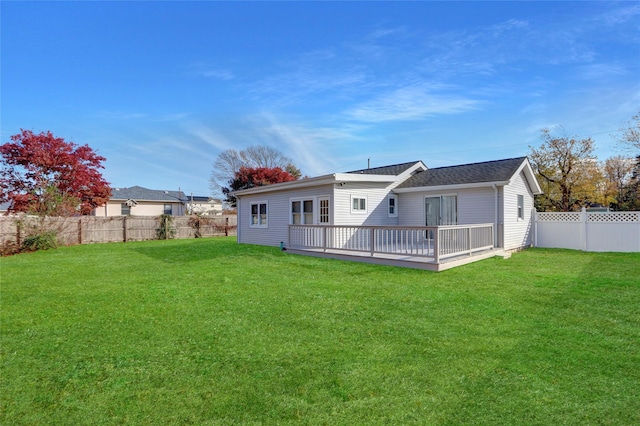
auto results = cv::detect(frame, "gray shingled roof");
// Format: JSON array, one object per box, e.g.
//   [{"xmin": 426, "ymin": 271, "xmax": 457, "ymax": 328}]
[
  {"xmin": 110, "ymin": 186, "xmax": 187, "ymax": 202},
  {"xmin": 396, "ymin": 157, "xmax": 527, "ymax": 189},
  {"xmin": 347, "ymin": 161, "xmax": 423, "ymax": 176}
]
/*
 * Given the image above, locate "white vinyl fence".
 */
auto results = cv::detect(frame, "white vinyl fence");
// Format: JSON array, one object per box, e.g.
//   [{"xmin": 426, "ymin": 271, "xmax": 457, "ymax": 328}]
[{"xmin": 535, "ymin": 209, "xmax": 640, "ymax": 252}]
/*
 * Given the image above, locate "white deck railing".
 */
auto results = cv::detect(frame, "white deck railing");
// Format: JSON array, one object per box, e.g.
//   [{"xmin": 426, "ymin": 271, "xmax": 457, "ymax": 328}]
[{"xmin": 289, "ymin": 224, "xmax": 494, "ymax": 263}]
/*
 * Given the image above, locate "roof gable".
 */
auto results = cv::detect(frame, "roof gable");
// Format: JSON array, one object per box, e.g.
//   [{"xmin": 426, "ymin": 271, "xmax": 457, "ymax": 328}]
[{"xmin": 396, "ymin": 157, "xmax": 529, "ymax": 189}]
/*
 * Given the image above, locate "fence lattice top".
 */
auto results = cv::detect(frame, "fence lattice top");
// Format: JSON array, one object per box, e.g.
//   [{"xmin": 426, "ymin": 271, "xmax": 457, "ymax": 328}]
[
  {"xmin": 536, "ymin": 212, "xmax": 581, "ymax": 222},
  {"xmin": 588, "ymin": 212, "xmax": 639, "ymax": 223},
  {"xmin": 536, "ymin": 211, "xmax": 639, "ymax": 223}
]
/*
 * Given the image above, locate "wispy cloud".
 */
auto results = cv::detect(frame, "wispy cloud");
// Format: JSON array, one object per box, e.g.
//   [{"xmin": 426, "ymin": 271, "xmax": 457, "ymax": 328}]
[
  {"xmin": 247, "ymin": 49, "xmax": 369, "ymax": 105},
  {"xmin": 254, "ymin": 112, "xmax": 362, "ymax": 175},
  {"xmin": 94, "ymin": 111, "xmax": 149, "ymax": 120},
  {"xmin": 576, "ymin": 63, "xmax": 630, "ymax": 80},
  {"xmin": 347, "ymin": 84, "xmax": 481, "ymax": 122},
  {"xmin": 188, "ymin": 63, "xmax": 234, "ymax": 80},
  {"xmin": 184, "ymin": 122, "xmax": 235, "ymax": 151},
  {"xmin": 600, "ymin": 4, "xmax": 640, "ymax": 25}
]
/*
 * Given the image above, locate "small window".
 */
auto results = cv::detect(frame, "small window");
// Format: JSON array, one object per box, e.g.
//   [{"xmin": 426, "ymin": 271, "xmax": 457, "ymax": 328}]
[
  {"xmin": 351, "ymin": 196, "xmax": 367, "ymax": 213},
  {"xmin": 121, "ymin": 203, "xmax": 131, "ymax": 216},
  {"xmin": 517, "ymin": 195, "xmax": 524, "ymax": 220},
  {"xmin": 250, "ymin": 202, "xmax": 268, "ymax": 228},
  {"xmin": 164, "ymin": 204, "xmax": 172, "ymax": 215},
  {"xmin": 388, "ymin": 195, "xmax": 398, "ymax": 217}
]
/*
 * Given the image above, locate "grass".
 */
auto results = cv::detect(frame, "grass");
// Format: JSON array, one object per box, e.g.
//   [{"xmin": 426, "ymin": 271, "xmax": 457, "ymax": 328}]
[{"xmin": 1, "ymin": 237, "xmax": 639, "ymax": 425}]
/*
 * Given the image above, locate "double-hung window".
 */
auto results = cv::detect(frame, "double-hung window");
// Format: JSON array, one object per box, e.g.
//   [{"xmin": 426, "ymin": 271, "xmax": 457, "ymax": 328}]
[
  {"xmin": 517, "ymin": 195, "xmax": 524, "ymax": 220},
  {"xmin": 388, "ymin": 195, "xmax": 398, "ymax": 217},
  {"xmin": 163, "ymin": 204, "xmax": 172, "ymax": 215},
  {"xmin": 250, "ymin": 202, "xmax": 268, "ymax": 228},
  {"xmin": 121, "ymin": 203, "xmax": 131, "ymax": 216},
  {"xmin": 291, "ymin": 199, "xmax": 314, "ymax": 224}
]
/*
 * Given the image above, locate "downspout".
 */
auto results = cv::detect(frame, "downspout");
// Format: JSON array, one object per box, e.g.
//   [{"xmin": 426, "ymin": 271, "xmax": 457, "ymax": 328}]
[{"xmin": 493, "ymin": 184, "xmax": 499, "ymax": 248}]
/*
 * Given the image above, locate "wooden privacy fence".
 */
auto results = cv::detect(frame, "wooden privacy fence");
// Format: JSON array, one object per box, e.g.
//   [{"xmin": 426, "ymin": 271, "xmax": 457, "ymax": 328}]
[
  {"xmin": 535, "ymin": 210, "xmax": 640, "ymax": 252},
  {"xmin": 0, "ymin": 215, "xmax": 237, "ymax": 247}
]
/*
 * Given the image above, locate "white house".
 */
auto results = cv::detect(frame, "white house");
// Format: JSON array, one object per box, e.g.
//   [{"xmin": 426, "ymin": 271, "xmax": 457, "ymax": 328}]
[
  {"xmin": 186, "ymin": 195, "xmax": 224, "ymax": 216},
  {"xmin": 231, "ymin": 157, "xmax": 542, "ymax": 270}
]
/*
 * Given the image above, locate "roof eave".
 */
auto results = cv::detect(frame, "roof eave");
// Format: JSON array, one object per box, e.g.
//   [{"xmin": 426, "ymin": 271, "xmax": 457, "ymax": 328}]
[
  {"xmin": 231, "ymin": 174, "xmax": 337, "ymax": 196},
  {"xmin": 232, "ymin": 172, "xmax": 401, "ymax": 197}
]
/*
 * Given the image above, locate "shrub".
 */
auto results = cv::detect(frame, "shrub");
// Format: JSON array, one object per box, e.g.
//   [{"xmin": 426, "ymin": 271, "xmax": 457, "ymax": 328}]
[
  {"xmin": 21, "ymin": 231, "xmax": 58, "ymax": 252},
  {"xmin": 157, "ymin": 214, "xmax": 176, "ymax": 240}
]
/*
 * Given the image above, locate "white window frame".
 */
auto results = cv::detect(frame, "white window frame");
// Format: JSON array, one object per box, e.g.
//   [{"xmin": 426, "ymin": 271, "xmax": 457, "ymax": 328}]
[
  {"xmin": 250, "ymin": 201, "xmax": 268, "ymax": 228},
  {"xmin": 351, "ymin": 195, "xmax": 367, "ymax": 214},
  {"xmin": 517, "ymin": 195, "xmax": 524, "ymax": 220},
  {"xmin": 290, "ymin": 197, "xmax": 316, "ymax": 225},
  {"xmin": 388, "ymin": 194, "xmax": 398, "ymax": 217}
]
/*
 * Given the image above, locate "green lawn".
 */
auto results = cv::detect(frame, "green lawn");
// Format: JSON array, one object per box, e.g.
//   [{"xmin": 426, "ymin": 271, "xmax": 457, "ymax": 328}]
[{"xmin": 1, "ymin": 238, "xmax": 639, "ymax": 425}]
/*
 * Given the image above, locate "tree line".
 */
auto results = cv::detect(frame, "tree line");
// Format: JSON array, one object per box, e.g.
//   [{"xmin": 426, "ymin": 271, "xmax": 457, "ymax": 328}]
[{"xmin": 529, "ymin": 113, "xmax": 639, "ymax": 212}]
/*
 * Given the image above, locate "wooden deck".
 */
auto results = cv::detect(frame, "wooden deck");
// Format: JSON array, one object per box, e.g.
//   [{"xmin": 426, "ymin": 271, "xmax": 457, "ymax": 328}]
[
  {"xmin": 286, "ymin": 247, "xmax": 505, "ymax": 271},
  {"xmin": 286, "ymin": 223, "xmax": 505, "ymax": 271}
]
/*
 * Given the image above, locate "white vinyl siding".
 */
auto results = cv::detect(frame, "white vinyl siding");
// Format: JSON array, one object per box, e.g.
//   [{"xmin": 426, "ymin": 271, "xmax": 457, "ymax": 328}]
[
  {"xmin": 398, "ymin": 187, "xmax": 495, "ymax": 227},
  {"xmin": 503, "ymin": 171, "xmax": 535, "ymax": 250},
  {"xmin": 334, "ymin": 183, "xmax": 397, "ymax": 226},
  {"xmin": 237, "ymin": 185, "xmax": 333, "ymax": 247}
]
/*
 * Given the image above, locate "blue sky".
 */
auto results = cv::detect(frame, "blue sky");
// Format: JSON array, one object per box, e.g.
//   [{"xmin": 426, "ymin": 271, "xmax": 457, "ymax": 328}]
[{"xmin": 2, "ymin": 1, "xmax": 639, "ymax": 198}]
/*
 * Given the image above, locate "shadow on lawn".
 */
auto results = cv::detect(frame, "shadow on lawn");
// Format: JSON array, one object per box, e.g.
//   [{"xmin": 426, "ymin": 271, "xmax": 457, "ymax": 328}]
[
  {"xmin": 131, "ymin": 240, "xmax": 278, "ymax": 264},
  {"xmin": 132, "ymin": 244, "xmax": 213, "ymax": 263}
]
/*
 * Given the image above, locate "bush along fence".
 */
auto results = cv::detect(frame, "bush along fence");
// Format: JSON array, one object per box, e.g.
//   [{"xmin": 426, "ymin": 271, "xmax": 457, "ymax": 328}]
[{"xmin": 0, "ymin": 215, "xmax": 237, "ymax": 250}]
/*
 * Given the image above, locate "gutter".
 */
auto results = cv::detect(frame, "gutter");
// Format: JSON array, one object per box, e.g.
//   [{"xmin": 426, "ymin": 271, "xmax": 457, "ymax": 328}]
[
  {"xmin": 493, "ymin": 184, "xmax": 499, "ymax": 248},
  {"xmin": 393, "ymin": 180, "xmax": 511, "ymax": 194}
]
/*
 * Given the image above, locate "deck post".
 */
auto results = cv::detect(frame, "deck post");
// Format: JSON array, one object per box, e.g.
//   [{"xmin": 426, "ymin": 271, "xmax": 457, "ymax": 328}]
[
  {"xmin": 468, "ymin": 226, "xmax": 472, "ymax": 256},
  {"xmin": 323, "ymin": 226, "xmax": 328, "ymax": 252},
  {"xmin": 434, "ymin": 228, "xmax": 440, "ymax": 263},
  {"xmin": 370, "ymin": 227, "xmax": 375, "ymax": 256}
]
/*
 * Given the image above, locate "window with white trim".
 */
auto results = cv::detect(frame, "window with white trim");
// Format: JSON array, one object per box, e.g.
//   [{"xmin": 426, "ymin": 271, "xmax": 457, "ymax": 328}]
[
  {"xmin": 517, "ymin": 195, "xmax": 524, "ymax": 220},
  {"xmin": 250, "ymin": 201, "xmax": 268, "ymax": 228},
  {"xmin": 291, "ymin": 198, "xmax": 314, "ymax": 224},
  {"xmin": 351, "ymin": 196, "xmax": 367, "ymax": 213},
  {"xmin": 388, "ymin": 195, "xmax": 398, "ymax": 217}
]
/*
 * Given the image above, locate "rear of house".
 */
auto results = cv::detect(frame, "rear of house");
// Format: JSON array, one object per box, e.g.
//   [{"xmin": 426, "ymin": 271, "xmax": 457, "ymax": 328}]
[{"xmin": 233, "ymin": 157, "xmax": 542, "ymax": 253}]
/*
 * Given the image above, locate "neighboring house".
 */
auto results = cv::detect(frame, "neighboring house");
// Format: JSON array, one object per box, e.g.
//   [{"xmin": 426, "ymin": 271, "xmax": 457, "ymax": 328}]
[
  {"xmin": 186, "ymin": 196, "xmax": 223, "ymax": 216},
  {"xmin": 0, "ymin": 201, "xmax": 11, "ymax": 215},
  {"xmin": 232, "ymin": 157, "xmax": 542, "ymax": 254},
  {"xmin": 94, "ymin": 186, "xmax": 187, "ymax": 217}
]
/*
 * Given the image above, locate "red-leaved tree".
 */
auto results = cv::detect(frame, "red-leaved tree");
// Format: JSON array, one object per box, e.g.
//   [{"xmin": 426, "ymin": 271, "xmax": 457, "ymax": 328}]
[
  {"xmin": 0, "ymin": 129, "xmax": 111, "ymax": 216},
  {"xmin": 223, "ymin": 166, "xmax": 297, "ymax": 206}
]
